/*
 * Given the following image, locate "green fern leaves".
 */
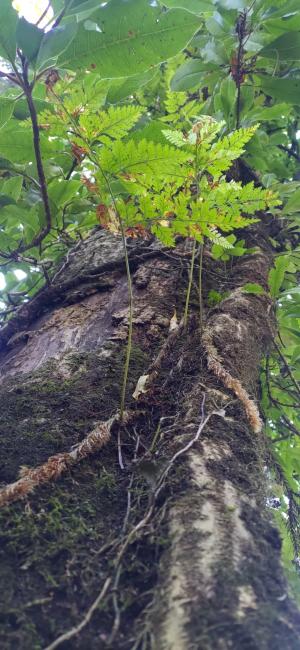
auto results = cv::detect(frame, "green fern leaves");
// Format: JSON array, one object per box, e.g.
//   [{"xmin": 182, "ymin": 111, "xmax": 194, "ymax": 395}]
[
  {"xmin": 79, "ymin": 105, "xmax": 143, "ymax": 144},
  {"xmin": 43, "ymin": 99, "xmax": 280, "ymax": 252}
]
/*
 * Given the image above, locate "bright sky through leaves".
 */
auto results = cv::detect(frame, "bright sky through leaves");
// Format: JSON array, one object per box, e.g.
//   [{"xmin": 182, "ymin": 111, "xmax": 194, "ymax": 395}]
[{"xmin": 13, "ymin": 0, "xmax": 53, "ymax": 27}]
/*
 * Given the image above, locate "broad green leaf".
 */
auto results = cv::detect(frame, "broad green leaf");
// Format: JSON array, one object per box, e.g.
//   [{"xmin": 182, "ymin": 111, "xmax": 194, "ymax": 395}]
[
  {"xmin": 218, "ymin": 0, "xmax": 247, "ymax": 6},
  {"xmin": 16, "ymin": 18, "xmax": 43, "ymax": 62},
  {"xmin": 0, "ymin": 99, "xmax": 15, "ymax": 131},
  {"xmin": 64, "ymin": 0, "xmax": 103, "ymax": 22},
  {"xmin": 268, "ymin": 256, "xmax": 290, "ymax": 298},
  {"xmin": 57, "ymin": 0, "xmax": 202, "ymax": 77},
  {"xmin": 48, "ymin": 179, "xmax": 82, "ymax": 208},
  {"xmin": 162, "ymin": 0, "xmax": 213, "ymax": 13},
  {"xmin": 2, "ymin": 176, "xmax": 23, "ymax": 201},
  {"xmin": 283, "ymin": 189, "xmax": 300, "ymax": 214},
  {"xmin": 259, "ymin": 32, "xmax": 300, "ymax": 62},
  {"xmin": 0, "ymin": 0, "xmax": 18, "ymax": 63},
  {"xmin": 247, "ymin": 103, "xmax": 291, "ymax": 122},
  {"xmin": 170, "ymin": 59, "xmax": 211, "ymax": 91},
  {"xmin": 214, "ymin": 77, "xmax": 237, "ymax": 124},
  {"xmin": 36, "ymin": 22, "xmax": 78, "ymax": 70},
  {"xmin": 0, "ymin": 122, "xmax": 63, "ymax": 163},
  {"xmin": 107, "ymin": 69, "xmax": 158, "ymax": 104},
  {"xmin": 257, "ymin": 75, "xmax": 300, "ymax": 105}
]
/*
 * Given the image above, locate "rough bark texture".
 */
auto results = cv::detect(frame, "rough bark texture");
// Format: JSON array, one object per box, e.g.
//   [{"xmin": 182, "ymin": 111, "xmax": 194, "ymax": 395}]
[{"xmin": 0, "ymin": 227, "xmax": 299, "ymax": 649}]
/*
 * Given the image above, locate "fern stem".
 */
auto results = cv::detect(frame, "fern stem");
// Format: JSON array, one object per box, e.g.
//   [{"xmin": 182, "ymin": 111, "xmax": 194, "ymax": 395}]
[
  {"xmin": 183, "ymin": 239, "xmax": 196, "ymax": 328},
  {"xmin": 198, "ymin": 241, "xmax": 204, "ymax": 335},
  {"xmin": 50, "ymin": 95, "xmax": 133, "ymax": 423}
]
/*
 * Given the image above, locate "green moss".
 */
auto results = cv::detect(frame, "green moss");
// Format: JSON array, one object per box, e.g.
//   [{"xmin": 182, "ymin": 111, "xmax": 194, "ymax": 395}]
[{"xmin": 0, "ymin": 343, "xmax": 150, "ymax": 649}]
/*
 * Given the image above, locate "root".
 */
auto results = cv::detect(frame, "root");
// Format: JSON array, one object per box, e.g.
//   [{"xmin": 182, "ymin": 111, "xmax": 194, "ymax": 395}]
[
  {"xmin": 202, "ymin": 330, "xmax": 262, "ymax": 434},
  {"xmin": 0, "ymin": 414, "xmax": 121, "ymax": 508}
]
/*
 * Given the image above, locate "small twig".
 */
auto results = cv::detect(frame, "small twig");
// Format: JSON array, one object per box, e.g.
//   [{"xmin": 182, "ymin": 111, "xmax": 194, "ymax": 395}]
[{"xmin": 44, "ymin": 577, "xmax": 112, "ymax": 650}]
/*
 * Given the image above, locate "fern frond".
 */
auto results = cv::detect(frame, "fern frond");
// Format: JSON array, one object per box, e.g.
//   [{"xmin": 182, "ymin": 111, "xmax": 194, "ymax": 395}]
[
  {"xmin": 206, "ymin": 125, "xmax": 258, "ymax": 176},
  {"xmin": 189, "ymin": 116, "xmax": 224, "ymax": 145},
  {"xmin": 162, "ymin": 129, "xmax": 187, "ymax": 148},
  {"xmin": 79, "ymin": 105, "xmax": 143, "ymax": 143},
  {"xmin": 99, "ymin": 139, "xmax": 190, "ymax": 188},
  {"xmin": 206, "ymin": 227, "xmax": 235, "ymax": 248},
  {"xmin": 164, "ymin": 91, "xmax": 188, "ymax": 115}
]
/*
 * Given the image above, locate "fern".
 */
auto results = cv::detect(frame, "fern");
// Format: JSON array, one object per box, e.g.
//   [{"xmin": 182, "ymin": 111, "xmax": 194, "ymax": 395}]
[
  {"xmin": 205, "ymin": 227, "xmax": 235, "ymax": 248},
  {"xmin": 164, "ymin": 90, "xmax": 188, "ymax": 115},
  {"xmin": 162, "ymin": 90, "xmax": 200, "ymax": 125},
  {"xmin": 162, "ymin": 129, "xmax": 187, "ymax": 148},
  {"xmin": 79, "ymin": 105, "xmax": 143, "ymax": 143},
  {"xmin": 98, "ymin": 139, "xmax": 189, "ymax": 189},
  {"xmin": 43, "ymin": 96, "xmax": 280, "ymax": 255},
  {"xmin": 206, "ymin": 125, "xmax": 259, "ymax": 177}
]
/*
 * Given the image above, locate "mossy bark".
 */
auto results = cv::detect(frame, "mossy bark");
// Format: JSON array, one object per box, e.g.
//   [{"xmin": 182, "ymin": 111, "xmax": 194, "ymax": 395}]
[{"xmin": 0, "ymin": 229, "xmax": 299, "ymax": 649}]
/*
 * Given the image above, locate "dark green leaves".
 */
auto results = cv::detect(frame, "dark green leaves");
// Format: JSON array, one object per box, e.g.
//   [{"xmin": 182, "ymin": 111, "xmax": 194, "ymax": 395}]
[
  {"xmin": 36, "ymin": 23, "xmax": 78, "ymax": 70},
  {"xmin": 257, "ymin": 75, "xmax": 300, "ymax": 104},
  {"xmin": 57, "ymin": 0, "xmax": 202, "ymax": 77},
  {"xmin": 0, "ymin": 0, "xmax": 18, "ymax": 63},
  {"xmin": 259, "ymin": 32, "xmax": 300, "ymax": 63},
  {"xmin": 16, "ymin": 18, "xmax": 43, "ymax": 62}
]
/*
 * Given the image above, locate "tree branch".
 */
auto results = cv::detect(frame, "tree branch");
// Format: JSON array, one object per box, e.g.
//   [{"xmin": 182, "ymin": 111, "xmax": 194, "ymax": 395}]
[{"xmin": 16, "ymin": 62, "xmax": 52, "ymax": 253}]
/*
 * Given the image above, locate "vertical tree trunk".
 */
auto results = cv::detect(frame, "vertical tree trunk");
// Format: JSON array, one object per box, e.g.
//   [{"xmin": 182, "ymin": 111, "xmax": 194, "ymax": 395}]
[{"xmin": 0, "ymin": 229, "xmax": 299, "ymax": 649}]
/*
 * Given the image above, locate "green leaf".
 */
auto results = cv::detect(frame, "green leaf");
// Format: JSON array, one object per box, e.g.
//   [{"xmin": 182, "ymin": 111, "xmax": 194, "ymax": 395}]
[
  {"xmin": 214, "ymin": 76, "xmax": 237, "ymax": 124},
  {"xmin": 107, "ymin": 69, "xmax": 158, "ymax": 103},
  {"xmin": 0, "ymin": 121, "xmax": 63, "ymax": 163},
  {"xmin": 0, "ymin": 99, "xmax": 15, "ymax": 131},
  {"xmin": 256, "ymin": 75, "xmax": 300, "ymax": 105},
  {"xmin": 48, "ymin": 179, "xmax": 82, "ymax": 208},
  {"xmin": 268, "ymin": 256, "xmax": 290, "ymax": 298},
  {"xmin": 79, "ymin": 105, "xmax": 143, "ymax": 142},
  {"xmin": 57, "ymin": 0, "xmax": 201, "ymax": 77},
  {"xmin": 64, "ymin": 0, "xmax": 102, "ymax": 22},
  {"xmin": 16, "ymin": 18, "xmax": 43, "ymax": 62},
  {"xmin": 170, "ymin": 59, "xmax": 210, "ymax": 91},
  {"xmin": 247, "ymin": 103, "xmax": 291, "ymax": 122},
  {"xmin": 0, "ymin": 195, "xmax": 16, "ymax": 208},
  {"xmin": 0, "ymin": 0, "xmax": 18, "ymax": 63},
  {"xmin": 283, "ymin": 188, "xmax": 300, "ymax": 214},
  {"xmin": 162, "ymin": 0, "xmax": 213, "ymax": 13},
  {"xmin": 242, "ymin": 283, "xmax": 265, "ymax": 295},
  {"xmin": 36, "ymin": 22, "xmax": 78, "ymax": 70},
  {"xmin": 99, "ymin": 139, "xmax": 189, "ymax": 188},
  {"xmin": 2, "ymin": 176, "xmax": 23, "ymax": 201},
  {"xmin": 259, "ymin": 32, "xmax": 300, "ymax": 62}
]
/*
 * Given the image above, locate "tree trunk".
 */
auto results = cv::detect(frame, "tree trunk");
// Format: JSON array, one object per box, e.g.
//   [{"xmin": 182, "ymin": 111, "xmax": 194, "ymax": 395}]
[{"xmin": 0, "ymin": 227, "xmax": 299, "ymax": 650}]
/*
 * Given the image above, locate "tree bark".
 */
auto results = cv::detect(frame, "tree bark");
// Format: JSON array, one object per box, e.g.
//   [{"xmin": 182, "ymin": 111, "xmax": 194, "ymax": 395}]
[{"xmin": 0, "ymin": 228, "xmax": 299, "ymax": 649}]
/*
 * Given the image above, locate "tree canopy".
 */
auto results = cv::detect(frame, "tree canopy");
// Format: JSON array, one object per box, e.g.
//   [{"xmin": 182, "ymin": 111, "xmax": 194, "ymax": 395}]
[{"xmin": 0, "ymin": 0, "xmax": 299, "ymax": 602}]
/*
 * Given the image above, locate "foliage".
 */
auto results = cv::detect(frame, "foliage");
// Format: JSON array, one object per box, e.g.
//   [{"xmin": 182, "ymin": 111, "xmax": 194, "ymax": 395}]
[{"xmin": 0, "ymin": 0, "xmax": 299, "ymax": 602}]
